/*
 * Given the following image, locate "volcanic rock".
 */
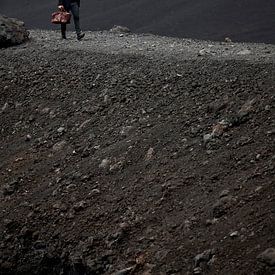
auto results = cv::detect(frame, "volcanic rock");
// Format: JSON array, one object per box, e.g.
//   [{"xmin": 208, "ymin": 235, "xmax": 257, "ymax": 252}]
[{"xmin": 0, "ymin": 15, "xmax": 29, "ymax": 48}]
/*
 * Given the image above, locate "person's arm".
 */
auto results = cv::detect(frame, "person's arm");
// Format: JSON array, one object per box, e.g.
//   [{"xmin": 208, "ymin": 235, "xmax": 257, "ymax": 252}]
[{"xmin": 58, "ymin": 0, "xmax": 65, "ymax": 11}]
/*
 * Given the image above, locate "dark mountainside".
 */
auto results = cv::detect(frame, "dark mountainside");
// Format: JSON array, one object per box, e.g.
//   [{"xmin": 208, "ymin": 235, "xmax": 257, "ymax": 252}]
[
  {"xmin": 0, "ymin": 28, "xmax": 275, "ymax": 274},
  {"xmin": 1, "ymin": 0, "xmax": 275, "ymax": 43}
]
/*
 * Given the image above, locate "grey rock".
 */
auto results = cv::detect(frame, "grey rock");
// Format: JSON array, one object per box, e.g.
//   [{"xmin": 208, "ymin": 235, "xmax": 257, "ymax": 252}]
[
  {"xmin": 25, "ymin": 134, "xmax": 32, "ymax": 141},
  {"xmin": 213, "ymin": 195, "xmax": 234, "ymax": 218},
  {"xmin": 52, "ymin": 140, "xmax": 67, "ymax": 152},
  {"xmin": 99, "ymin": 158, "xmax": 110, "ymax": 169},
  {"xmin": 53, "ymin": 202, "xmax": 67, "ymax": 212},
  {"xmin": 194, "ymin": 249, "xmax": 215, "ymax": 267},
  {"xmin": 1, "ymin": 102, "xmax": 8, "ymax": 113},
  {"xmin": 193, "ymin": 267, "xmax": 202, "ymax": 274},
  {"xmin": 2, "ymin": 180, "xmax": 19, "ymax": 196},
  {"xmin": 73, "ymin": 200, "xmax": 86, "ymax": 211},
  {"xmin": 219, "ymin": 189, "xmax": 230, "ymax": 198},
  {"xmin": 112, "ymin": 266, "xmax": 134, "ymax": 275},
  {"xmin": 203, "ymin": 133, "xmax": 213, "ymax": 143},
  {"xmin": 110, "ymin": 25, "xmax": 131, "ymax": 34},
  {"xmin": 57, "ymin": 127, "xmax": 66, "ymax": 134},
  {"xmin": 28, "ymin": 115, "xmax": 35, "ymax": 122},
  {"xmin": 40, "ymin": 107, "xmax": 50, "ymax": 115},
  {"xmin": 237, "ymin": 49, "xmax": 252, "ymax": 55},
  {"xmin": 198, "ymin": 49, "xmax": 211, "ymax": 56},
  {"xmin": 120, "ymin": 126, "xmax": 134, "ymax": 136},
  {"xmin": 230, "ymin": 231, "xmax": 239, "ymax": 238},
  {"xmin": 91, "ymin": 188, "xmax": 100, "ymax": 194},
  {"xmin": 257, "ymin": 248, "xmax": 275, "ymax": 267},
  {"xmin": 0, "ymin": 15, "xmax": 29, "ymax": 48},
  {"xmin": 145, "ymin": 147, "xmax": 154, "ymax": 161},
  {"xmin": 205, "ymin": 218, "xmax": 218, "ymax": 226}
]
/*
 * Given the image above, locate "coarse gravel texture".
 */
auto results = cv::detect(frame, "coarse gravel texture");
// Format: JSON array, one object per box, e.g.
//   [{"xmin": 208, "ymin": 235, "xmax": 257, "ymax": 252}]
[{"xmin": 0, "ymin": 30, "xmax": 274, "ymax": 275}]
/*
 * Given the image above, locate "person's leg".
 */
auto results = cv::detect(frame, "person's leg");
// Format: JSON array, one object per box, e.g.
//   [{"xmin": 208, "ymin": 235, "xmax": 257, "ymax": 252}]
[
  {"xmin": 70, "ymin": 3, "xmax": 81, "ymax": 35},
  {"xmin": 61, "ymin": 23, "xmax": 66, "ymax": 39}
]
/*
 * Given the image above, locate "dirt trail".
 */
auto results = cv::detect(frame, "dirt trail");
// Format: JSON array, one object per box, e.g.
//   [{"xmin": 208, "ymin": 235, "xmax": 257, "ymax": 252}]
[{"xmin": 0, "ymin": 31, "xmax": 274, "ymax": 275}]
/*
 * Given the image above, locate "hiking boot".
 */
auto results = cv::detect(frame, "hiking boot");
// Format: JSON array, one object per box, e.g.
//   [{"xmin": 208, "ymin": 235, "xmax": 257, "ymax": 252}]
[
  {"xmin": 62, "ymin": 35, "xmax": 67, "ymax": 39},
  {"xmin": 77, "ymin": 33, "xmax": 85, "ymax": 41}
]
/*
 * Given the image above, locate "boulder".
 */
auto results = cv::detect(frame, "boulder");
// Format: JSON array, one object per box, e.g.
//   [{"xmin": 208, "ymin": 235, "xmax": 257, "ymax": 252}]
[{"xmin": 0, "ymin": 15, "xmax": 29, "ymax": 48}]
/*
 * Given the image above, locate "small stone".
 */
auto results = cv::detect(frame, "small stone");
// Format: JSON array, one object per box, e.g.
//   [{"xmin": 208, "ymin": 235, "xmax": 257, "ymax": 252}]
[
  {"xmin": 57, "ymin": 127, "xmax": 66, "ymax": 134},
  {"xmin": 194, "ymin": 249, "xmax": 214, "ymax": 267},
  {"xmin": 3, "ymin": 219, "xmax": 13, "ymax": 228},
  {"xmin": 224, "ymin": 37, "xmax": 232, "ymax": 43},
  {"xmin": 99, "ymin": 158, "xmax": 110, "ymax": 169},
  {"xmin": 81, "ymin": 149, "xmax": 90, "ymax": 158},
  {"xmin": 28, "ymin": 115, "xmax": 35, "ymax": 122},
  {"xmin": 237, "ymin": 49, "xmax": 252, "ymax": 55},
  {"xmin": 267, "ymin": 129, "xmax": 275, "ymax": 135},
  {"xmin": 49, "ymin": 110, "xmax": 55, "ymax": 118},
  {"xmin": 32, "ymin": 231, "xmax": 40, "ymax": 240},
  {"xmin": 145, "ymin": 147, "xmax": 154, "ymax": 161},
  {"xmin": 265, "ymin": 105, "xmax": 271, "ymax": 111},
  {"xmin": 2, "ymin": 180, "xmax": 18, "ymax": 196},
  {"xmin": 73, "ymin": 200, "xmax": 86, "ymax": 211},
  {"xmin": 52, "ymin": 140, "xmax": 66, "ymax": 152},
  {"xmin": 238, "ymin": 98, "xmax": 257, "ymax": 116},
  {"xmin": 255, "ymin": 186, "xmax": 263, "ymax": 192},
  {"xmin": 119, "ymin": 222, "xmax": 129, "ymax": 231},
  {"xmin": 193, "ymin": 267, "xmax": 202, "ymax": 274},
  {"xmin": 212, "ymin": 120, "xmax": 229, "ymax": 136},
  {"xmin": 34, "ymin": 241, "xmax": 46, "ymax": 250},
  {"xmin": 41, "ymin": 107, "xmax": 50, "ymax": 114},
  {"xmin": 20, "ymin": 226, "xmax": 33, "ymax": 238},
  {"xmin": 77, "ymin": 119, "xmax": 92, "ymax": 131},
  {"xmin": 203, "ymin": 133, "xmax": 213, "ymax": 142},
  {"xmin": 213, "ymin": 196, "xmax": 234, "ymax": 218},
  {"xmin": 91, "ymin": 188, "xmax": 100, "ymax": 194},
  {"xmin": 110, "ymin": 160, "xmax": 124, "ymax": 171},
  {"xmin": 257, "ymin": 248, "xmax": 275, "ymax": 267},
  {"xmin": 53, "ymin": 202, "xmax": 67, "ymax": 212},
  {"xmin": 25, "ymin": 134, "xmax": 32, "ymax": 141},
  {"xmin": 110, "ymin": 25, "xmax": 131, "ymax": 34},
  {"xmin": 205, "ymin": 218, "xmax": 218, "ymax": 226},
  {"xmin": 104, "ymin": 94, "xmax": 110, "ymax": 104},
  {"xmin": 230, "ymin": 231, "xmax": 239, "ymax": 238},
  {"xmin": 198, "ymin": 49, "xmax": 211, "ymax": 56},
  {"xmin": 120, "ymin": 126, "xmax": 133, "ymax": 136},
  {"xmin": 1, "ymin": 102, "xmax": 8, "ymax": 112},
  {"xmin": 112, "ymin": 266, "xmax": 134, "ymax": 275},
  {"xmin": 219, "ymin": 189, "xmax": 230, "ymax": 198}
]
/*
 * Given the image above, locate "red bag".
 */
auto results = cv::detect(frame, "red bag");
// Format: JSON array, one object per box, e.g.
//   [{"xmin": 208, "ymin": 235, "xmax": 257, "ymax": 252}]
[{"xmin": 51, "ymin": 11, "xmax": 71, "ymax": 24}]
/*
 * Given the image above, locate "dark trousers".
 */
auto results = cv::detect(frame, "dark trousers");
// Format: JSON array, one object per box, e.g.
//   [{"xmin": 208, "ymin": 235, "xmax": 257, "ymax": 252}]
[{"xmin": 61, "ymin": 2, "xmax": 81, "ymax": 37}]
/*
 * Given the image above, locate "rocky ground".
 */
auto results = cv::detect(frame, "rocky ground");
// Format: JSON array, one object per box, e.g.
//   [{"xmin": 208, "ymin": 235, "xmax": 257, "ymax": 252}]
[{"xmin": 0, "ymin": 30, "xmax": 274, "ymax": 275}]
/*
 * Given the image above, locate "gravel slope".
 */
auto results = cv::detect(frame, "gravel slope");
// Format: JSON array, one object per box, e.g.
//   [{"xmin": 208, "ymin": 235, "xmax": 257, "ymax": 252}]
[{"xmin": 0, "ymin": 31, "xmax": 274, "ymax": 275}]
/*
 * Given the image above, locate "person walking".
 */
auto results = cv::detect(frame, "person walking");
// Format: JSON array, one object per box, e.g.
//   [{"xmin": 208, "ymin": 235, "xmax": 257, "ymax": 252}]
[{"xmin": 58, "ymin": 0, "xmax": 85, "ymax": 40}]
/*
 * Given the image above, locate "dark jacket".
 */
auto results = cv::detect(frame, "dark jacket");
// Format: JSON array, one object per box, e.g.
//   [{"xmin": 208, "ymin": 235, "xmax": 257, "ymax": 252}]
[{"xmin": 58, "ymin": 0, "xmax": 80, "ymax": 11}]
